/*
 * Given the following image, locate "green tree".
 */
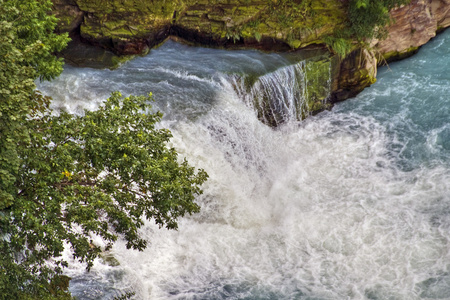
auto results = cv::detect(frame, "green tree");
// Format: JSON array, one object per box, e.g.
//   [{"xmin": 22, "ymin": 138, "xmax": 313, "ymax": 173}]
[
  {"xmin": 0, "ymin": 0, "xmax": 207, "ymax": 298},
  {"xmin": 2, "ymin": 92, "xmax": 208, "ymax": 299},
  {"xmin": 0, "ymin": 0, "xmax": 69, "ymax": 211}
]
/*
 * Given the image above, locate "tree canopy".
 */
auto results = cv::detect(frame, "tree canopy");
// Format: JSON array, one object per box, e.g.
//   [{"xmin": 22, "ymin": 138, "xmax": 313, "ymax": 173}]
[
  {"xmin": 0, "ymin": 0, "xmax": 69, "ymax": 210},
  {"xmin": 0, "ymin": 0, "xmax": 207, "ymax": 298}
]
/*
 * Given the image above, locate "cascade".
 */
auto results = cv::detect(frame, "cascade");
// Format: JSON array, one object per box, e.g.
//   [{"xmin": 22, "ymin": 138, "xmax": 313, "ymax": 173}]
[
  {"xmin": 231, "ymin": 57, "xmax": 332, "ymax": 126},
  {"xmin": 36, "ymin": 33, "xmax": 450, "ymax": 299}
]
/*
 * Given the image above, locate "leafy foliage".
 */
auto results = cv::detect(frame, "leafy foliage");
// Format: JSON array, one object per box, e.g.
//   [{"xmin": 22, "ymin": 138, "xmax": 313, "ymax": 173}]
[
  {"xmin": 2, "ymin": 91, "xmax": 208, "ymax": 299},
  {"xmin": 347, "ymin": 0, "xmax": 411, "ymax": 40},
  {"xmin": 0, "ymin": 0, "xmax": 207, "ymax": 298},
  {"xmin": 0, "ymin": 0, "xmax": 69, "ymax": 211},
  {"xmin": 1, "ymin": 0, "xmax": 69, "ymax": 296},
  {"xmin": 322, "ymin": 35, "xmax": 352, "ymax": 58},
  {"xmin": 324, "ymin": 0, "xmax": 410, "ymax": 57}
]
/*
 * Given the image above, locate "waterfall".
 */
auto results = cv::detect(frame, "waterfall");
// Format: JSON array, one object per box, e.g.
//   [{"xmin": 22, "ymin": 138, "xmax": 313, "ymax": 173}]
[
  {"xmin": 36, "ymin": 35, "xmax": 450, "ymax": 300},
  {"xmin": 230, "ymin": 57, "xmax": 332, "ymax": 126}
]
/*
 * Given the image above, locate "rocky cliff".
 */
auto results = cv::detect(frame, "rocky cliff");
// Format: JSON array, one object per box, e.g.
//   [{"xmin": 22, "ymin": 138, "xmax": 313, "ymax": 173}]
[
  {"xmin": 53, "ymin": 0, "xmax": 347, "ymax": 54},
  {"xmin": 52, "ymin": 0, "xmax": 450, "ymax": 124},
  {"xmin": 325, "ymin": 0, "xmax": 450, "ymax": 103}
]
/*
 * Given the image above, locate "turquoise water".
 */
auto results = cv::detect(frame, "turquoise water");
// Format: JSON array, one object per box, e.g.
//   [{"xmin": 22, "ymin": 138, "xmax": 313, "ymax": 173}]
[
  {"xmin": 38, "ymin": 30, "xmax": 450, "ymax": 300},
  {"xmin": 335, "ymin": 35, "xmax": 450, "ymax": 171}
]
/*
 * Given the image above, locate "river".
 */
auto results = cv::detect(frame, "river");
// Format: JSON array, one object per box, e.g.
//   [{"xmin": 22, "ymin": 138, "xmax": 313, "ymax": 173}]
[{"xmin": 37, "ymin": 30, "xmax": 450, "ymax": 300}]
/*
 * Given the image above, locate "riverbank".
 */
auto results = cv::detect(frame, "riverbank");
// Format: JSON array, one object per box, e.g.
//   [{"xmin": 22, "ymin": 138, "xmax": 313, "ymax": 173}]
[{"xmin": 51, "ymin": 0, "xmax": 450, "ymax": 123}]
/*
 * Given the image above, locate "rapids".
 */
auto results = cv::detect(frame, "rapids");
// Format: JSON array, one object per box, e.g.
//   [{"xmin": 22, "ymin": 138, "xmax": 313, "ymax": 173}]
[{"xmin": 37, "ymin": 30, "xmax": 450, "ymax": 299}]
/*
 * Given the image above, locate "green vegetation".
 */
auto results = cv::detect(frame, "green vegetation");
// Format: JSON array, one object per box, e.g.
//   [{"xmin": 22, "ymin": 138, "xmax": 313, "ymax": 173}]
[
  {"xmin": 324, "ymin": 0, "xmax": 411, "ymax": 57},
  {"xmin": 0, "ymin": 0, "xmax": 207, "ymax": 298},
  {"xmin": 1, "ymin": 0, "xmax": 69, "ymax": 220},
  {"xmin": 382, "ymin": 45, "xmax": 419, "ymax": 61},
  {"xmin": 207, "ymin": 0, "xmax": 411, "ymax": 56},
  {"xmin": 304, "ymin": 57, "xmax": 333, "ymax": 112},
  {"xmin": 347, "ymin": 0, "xmax": 411, "ymax": 40},
  {"xmin": 219, "ymin": 0, "xmax": 346, "ymax": 48},
  {"xmin": 181, "ymin": 0, "xmax": 409, "ymax": 55},
  {"xmin": 63, "ymin": 0, "xmax": 411, "ymax": 59}
]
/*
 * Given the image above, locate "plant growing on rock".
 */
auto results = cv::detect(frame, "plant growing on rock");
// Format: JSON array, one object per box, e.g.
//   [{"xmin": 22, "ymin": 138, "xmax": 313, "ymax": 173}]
[
  {"xmin": 325, "ymin": 0, "xmax": 411, "ymax": 56},
  {"xmin": 347, "ymin": 0, "xmax": 411, "ymax": 40}
]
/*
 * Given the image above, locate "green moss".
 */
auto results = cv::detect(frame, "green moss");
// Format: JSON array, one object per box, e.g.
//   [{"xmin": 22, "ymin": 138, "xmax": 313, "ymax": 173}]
[
  {"xmin": 60, "ymin": 0, "xmax": 413, "ymax": 59},
  {"xmin": 357, "ymin": 68, "xmax": 377, "ymax": 85},
  {"xmin": 303, "ymin": 56, "xmax": 333, "ymax": 115},
  {"xmin": 76, "ymin": 0, "xmax": 177, "ymax": 41},
  {"xmin": 382, "ymin": 46, "xmax": 419, "ymax": 62},
  {"xmin": 100, "ymin": 253, "xmax": 120, "ymax": 267},
  {"xmin": 171, "ymin": 0, "xmax": 348, "ymax": 49},
  {"xmin": 273, "ymin": 0, "xmax": 343, "ymax": 48},
  {"xmin": 288, "ymin": 39, "xmax": 302, "ymax": 49},
  {"xmin": 110, "ymin": 54, "xmax": 136, "ymax": 68}
]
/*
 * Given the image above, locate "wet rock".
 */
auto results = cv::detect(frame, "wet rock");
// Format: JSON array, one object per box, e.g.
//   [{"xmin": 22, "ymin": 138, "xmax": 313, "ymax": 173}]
[
  {"xmin": 332, "ymin": 48, "xmax": 377, "ymax": 102},
  {"xmin": 52, "ymin": 0, "xmax": 84, "ymax": 34}
]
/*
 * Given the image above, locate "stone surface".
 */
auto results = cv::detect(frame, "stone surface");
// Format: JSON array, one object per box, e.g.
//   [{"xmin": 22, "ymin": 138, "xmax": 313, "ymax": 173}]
[
  {"xmin": 432, "ymin": 0, "xmax": 450, "ymax": 29},
  {"xmin": 76, "ymin": 0, "xmax": 177, "ymax": 54},
  {"xmin": 172, "ymin": 0, "xmax": 346, "ymax": 51},
  {"xmin": 374, "ymin": 0, "xmax": 450, "ymax": 62},
  {"xmin": 374, "ymin": 0, "xmax": 436, "ymax": 61},
  {"xmin": 52, "ymin": 0, "xmax": 84, "ymax": 34},
  {"xmin": 52, "ymin": 0, "xmax": 347, "ymax": 54},
  {"xmin": 331, "ymin": 48, "xmax": 377, "ymax": 102}
]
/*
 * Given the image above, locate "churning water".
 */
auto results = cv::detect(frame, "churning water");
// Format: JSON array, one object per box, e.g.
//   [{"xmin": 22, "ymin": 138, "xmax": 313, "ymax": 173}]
[{"xmin": 37, "ymin": 30, "xmax": 450, "ymax": 299}]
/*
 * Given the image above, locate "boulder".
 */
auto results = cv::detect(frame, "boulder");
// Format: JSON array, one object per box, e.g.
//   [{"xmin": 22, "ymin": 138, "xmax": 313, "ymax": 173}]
[
  {"xmin": 75, "ymin": 0, "xmax": 177, "ymax": 54},
  {"xmin": 374, "ymin": 0, "xmax": 450, "ymax": 62},
  {"xmin": 332, "ymin": 48, "xmax": 377, "ymax": 102}
]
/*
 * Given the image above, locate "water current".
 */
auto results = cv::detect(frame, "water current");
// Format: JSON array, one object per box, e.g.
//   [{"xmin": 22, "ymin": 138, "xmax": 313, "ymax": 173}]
[{"xmin": 37, "ymin": 30, "xmax": 450, "ymax": 299}]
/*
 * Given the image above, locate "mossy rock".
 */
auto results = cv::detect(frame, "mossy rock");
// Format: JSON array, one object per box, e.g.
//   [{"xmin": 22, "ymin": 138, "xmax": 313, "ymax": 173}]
[
  {"xmin": 52, "ymin": 0, "xmax": 84, "ymax": 33},
  {"xmin": 381, "ymin": 46, "xmax": 419, "ymax": 63},
  {"xmin": 303, "ymin": 56, "xmax": 333, "ymax": 113},
  {"xmin": 55, "ymin": 0, "xmax": 349, "ymax": 54},
  {"xmin": 100, "ymin": 253, "xmax": 120, "ymax": 267}
]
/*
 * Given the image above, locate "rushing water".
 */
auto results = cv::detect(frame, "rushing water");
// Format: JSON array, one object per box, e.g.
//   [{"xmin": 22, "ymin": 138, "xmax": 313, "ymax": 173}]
[{"xmin": 37, "ymin": 30, "xmax": 450, "ymax": 300}]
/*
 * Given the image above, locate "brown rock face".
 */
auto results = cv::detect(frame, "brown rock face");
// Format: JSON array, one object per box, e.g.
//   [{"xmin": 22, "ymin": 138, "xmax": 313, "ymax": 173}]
[
  {"xmin": 431, "ymin": 0, "xmax": 450, "ymax": 29},
  {"xmin": 332, "ymin": 48, "xmax": 377, "ymax": 102},
  {"xmin": 375, "ymin": 0, "xmax": 450, "ymax": 61},
  {"xmin": 374, "ymin": 0, "xmax": 436, "ymax": 60}
]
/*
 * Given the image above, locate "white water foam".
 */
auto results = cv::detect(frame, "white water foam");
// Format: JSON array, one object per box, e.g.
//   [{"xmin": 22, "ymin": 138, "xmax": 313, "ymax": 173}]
[
  {"xmin": 70, "ymin": 85, "xmax": 449, "ymax": 300},
  {"xmin": 38, "ymin": 35, "xmax": 450, "ymax": 299}
]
